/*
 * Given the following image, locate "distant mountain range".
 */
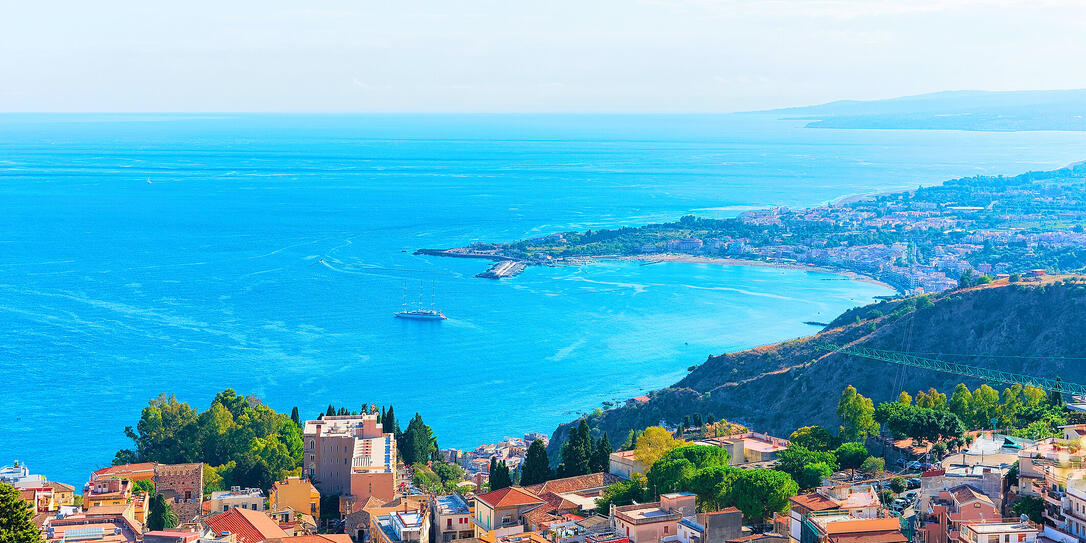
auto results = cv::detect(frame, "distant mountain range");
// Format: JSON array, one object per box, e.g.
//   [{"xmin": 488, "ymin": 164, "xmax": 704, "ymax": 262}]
[
  {"xmin": 757, "ymin": 89, "xmax": 1086, "ymax": 131},
  {"xmin": 547, "ymin": 277, "xmax": 1086, "ymax": 456}
]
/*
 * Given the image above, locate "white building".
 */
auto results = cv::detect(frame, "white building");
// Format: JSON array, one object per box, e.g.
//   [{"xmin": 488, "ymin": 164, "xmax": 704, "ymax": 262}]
[{"xmin": 208, "ymin": 487, "xmax": 265, "ymax": 513}]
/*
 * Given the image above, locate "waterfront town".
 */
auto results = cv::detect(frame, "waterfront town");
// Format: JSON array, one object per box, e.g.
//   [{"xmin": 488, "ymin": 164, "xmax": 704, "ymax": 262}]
[
  {"xmin": 425, "ymin": 165, "xmax": 1086, "ymax": 294},
  {"xmin": 4, "ymin": 390, "xmax": 1086, "ymax": 543}
]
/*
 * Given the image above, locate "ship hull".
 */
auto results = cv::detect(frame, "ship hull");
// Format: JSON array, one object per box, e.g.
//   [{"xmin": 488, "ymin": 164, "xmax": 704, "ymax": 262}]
[{"xmin": 394, "ymin": 312, "xmax": 447, "ymax": 320}]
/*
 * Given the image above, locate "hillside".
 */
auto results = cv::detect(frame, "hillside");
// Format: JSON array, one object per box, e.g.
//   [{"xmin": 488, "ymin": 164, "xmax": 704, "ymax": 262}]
[
  {"xmin": 758, "ymin": 89, "xmax": 1086, "ymax": 131},
  {"xmin": 548, "ymin": 277, "xmax": 1086, "ymax": 455}
]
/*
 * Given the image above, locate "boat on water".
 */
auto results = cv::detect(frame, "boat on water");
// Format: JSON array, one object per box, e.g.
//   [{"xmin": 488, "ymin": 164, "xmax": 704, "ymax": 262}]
[{"xmin": 395, "ymin": 281, "xmax": 447, "ymax": 320}]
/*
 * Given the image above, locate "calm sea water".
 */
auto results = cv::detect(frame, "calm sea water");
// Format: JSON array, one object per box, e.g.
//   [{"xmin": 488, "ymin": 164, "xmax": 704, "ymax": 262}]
[{"xmin": 2, "ymin": 114, "xmax": 1086, "ymax": 486}]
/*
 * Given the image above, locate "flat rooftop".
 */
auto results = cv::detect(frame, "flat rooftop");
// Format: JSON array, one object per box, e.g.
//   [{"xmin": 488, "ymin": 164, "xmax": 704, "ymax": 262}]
[{"xmin": 435, "ymin": 494, "xmax": 469, "ymax": 515}]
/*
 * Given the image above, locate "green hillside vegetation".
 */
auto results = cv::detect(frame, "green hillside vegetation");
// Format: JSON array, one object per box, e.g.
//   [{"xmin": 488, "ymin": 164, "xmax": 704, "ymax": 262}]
[{"xmin": 548, "ymin": 279, "xmax": 1086, "ymax": 456}]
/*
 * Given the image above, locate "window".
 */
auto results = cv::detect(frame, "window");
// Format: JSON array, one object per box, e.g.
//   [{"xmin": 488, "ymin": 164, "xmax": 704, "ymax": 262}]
[
  {"xmin": 448, "ymin": 519, "xmax": 453, "ymax": 528},
  {"xmin": 665, "ymin": 526, "xmax": 669, "ymax": 534}
]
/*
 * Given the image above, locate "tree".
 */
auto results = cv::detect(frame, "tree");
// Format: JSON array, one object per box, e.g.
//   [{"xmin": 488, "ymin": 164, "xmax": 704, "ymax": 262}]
[
  {"xmin": 796, "ymin": 462, "xmax": 834, "ymax": 490},
  {"xmin": 633, "ymin": 426, "xmax": 684, "ymax": 468},
  {"xmin": 0, "ymin": 482, "xmax": 40, "ymax": 543},
  {"xmin": 146, "ymin": 493, "xmax": 178, "ymax": 531},
  {"xmin": 860, "ymin": 456, "xmax": 885, "ymax": 475},
  {"xmin": 689, "ymin": 466, "xmax": 740, "ymax": 511},
  {"xmin": 382, "ymin": 405, "xmax": 399, "ymax": 436},
  {"xmin": 399, "ymin": 413, "xmax": 438, "ymax": 465},
  {"xmin": 290, "ymin": 407, "xmax": 300, "ymax": 427},
  {"xmin": 1049, "ymin": 378, "xmax": 1064, "ymax": 408},
  {"xmin": 789, "ymin": 426, "xmax": 837, "ymax": 452},
  {"xmin": 646, "ymin": 458, "xmax": 696, "ymax": 498},
  {"xmin": 1012, "ymin": 496, "xmax": 1044, "ymax": 523},
  {"xmin": 489, "ymin": 458, "xmax": 512, "ymax": 491},
  {"xmin": 890, "ymin": 477, "xmax": 906, "ymax": 494},
  {"xmin": 837, "ymin": 386, "xmax": 879, "ymax": 442},
  {"xmin": 596, "ymin": 473, "xmax": 646, "ymax": 511},
  {"xmin": 898, "ymin": 391, "xmax": 912, "ymax": 406},
  {"xmin": 775, "ymin": 445, "xmax": 838, "ymax": 489},
  {"xmin": 558, "ymin": 420, "xmax": 592, "ymax": 477},
  {"xmin": 972, "ymin": 385, "xmax": 1000, "ymax": 429},
  {"xmin": 949, "ymin": 384, "xmax": 973, "ymax": 426},
  {"xmin": 591, "ymin": 434, "xmax": 613, "ymax": 474},
  {"xmin": 325, "ymin": 405, "xmax": 335, "ymax": 417},
  {"xmin": 835, "ymin": 443, "xmax": 869, "ymax": 477},
  {"xmin": 730, "ymin": 469, "xmax": 797, "ymax": 523},
  {"xmin": 521, "ymin": 440, "xmax": 552, "ymax": 486}
]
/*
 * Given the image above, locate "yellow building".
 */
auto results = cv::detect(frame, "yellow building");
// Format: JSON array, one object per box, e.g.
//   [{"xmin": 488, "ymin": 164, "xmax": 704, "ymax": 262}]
[
  {"xmin": 270, "ymin": 476, "xmax": 321, "ymax": 519},
  {"xmin": 83, "ymin": 478, "xmax": 132, "ymax": 508}
]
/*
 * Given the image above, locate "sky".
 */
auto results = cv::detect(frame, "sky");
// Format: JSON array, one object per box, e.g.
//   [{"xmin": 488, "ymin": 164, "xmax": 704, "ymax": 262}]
[{"xmin": 2, "ymin": 0, "xmax": 1086, "ymax": 113}]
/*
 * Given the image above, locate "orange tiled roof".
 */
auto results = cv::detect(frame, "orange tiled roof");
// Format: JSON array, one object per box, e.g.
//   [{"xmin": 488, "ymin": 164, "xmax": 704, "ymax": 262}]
[
  {"xmin": 522, "ymin": 473, "xmax": 621, "ymax": 496},
  {"xmin": 828, "ymin": 531, "xmax": 907, "ymax": 543},
  {"xmin": 92, "ymin": 463, "xmax": 158, "ymax": 480},
  {"xmin": 825, "ymin": 518, "xmax": 901, "ymax": 535},
  {"xmin": 207, "ymin": 507, "xmax": 290, "ymax": 543},
  {"xmin": 476, "ymin": 487, "xmax": 545, "ymax": 508},
  {"xmin": 277, "ymin": 536, "xmax": 353, "ymax": 543},
  {"xmin": 790, "ymin": 492, "xmax": 839, "ymax": 512}
]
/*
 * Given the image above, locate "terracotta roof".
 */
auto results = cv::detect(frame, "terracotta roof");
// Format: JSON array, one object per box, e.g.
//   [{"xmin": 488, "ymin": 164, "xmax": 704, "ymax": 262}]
[
  {"xmin": 92, "ymin": 463, "xmax": 158, "ymax": 480},
  {"xmin": 276, "ymin": 536, "xmax": 353, "ymax": 543},
  {"xmin": 828, "ymin": 530, "xmax": 907, "ymax": 543},
  {"xmin": 825, "ymin": 518, "xmax": 901, "ymax": 535},
  {"xmin": 950, "ymin": 485, "xmax": 994, "ymax": 507},
  {"xmin": 523, "ymin": 473, "xmax": 621, "ymax": 496},
  {"xmin": 538, "ymin": 492, "xmax": 580, "ymax": 512},
  {"xmin": 476, "ymin": 487, "xmax": 544, "ymax": 508},
  {"xmin": 207, "ymin": 507, "xmax": 290, "ymax": 543},
  {"xmin": 44, "ymin": 481, "xmax": 75, "ymax": 492},
  {"xmin": 790, "ymin": 492, "xmax": 840, "ymax": 512},
  {"xmin": 522, "ymin": 508, "xmax": 562, "ymax": 528}
]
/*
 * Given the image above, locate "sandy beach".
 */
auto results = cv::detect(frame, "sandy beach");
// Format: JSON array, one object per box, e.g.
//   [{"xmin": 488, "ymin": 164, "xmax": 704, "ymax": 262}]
[{"xmin": 581, "ymin": 253, "xmax": 901, "ymax": 293}]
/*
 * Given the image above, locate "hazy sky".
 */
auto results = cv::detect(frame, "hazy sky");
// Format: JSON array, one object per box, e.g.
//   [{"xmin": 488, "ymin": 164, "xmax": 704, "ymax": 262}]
[{"xmin": 3, "ymin": 0, "xmax": 1085, "ymax": 113}]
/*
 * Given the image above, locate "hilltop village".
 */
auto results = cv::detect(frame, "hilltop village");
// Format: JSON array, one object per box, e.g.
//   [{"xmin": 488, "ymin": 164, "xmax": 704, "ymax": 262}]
[{"xmin": 4, "ymin": 385, "xmax": 1086, "ymax": 543}]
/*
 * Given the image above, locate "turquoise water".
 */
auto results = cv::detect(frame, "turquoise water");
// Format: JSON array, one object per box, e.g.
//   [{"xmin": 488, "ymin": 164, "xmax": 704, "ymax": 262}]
[{"xmin": 2, "ymin": 113, "xmax": 1086, "ymax": 487}]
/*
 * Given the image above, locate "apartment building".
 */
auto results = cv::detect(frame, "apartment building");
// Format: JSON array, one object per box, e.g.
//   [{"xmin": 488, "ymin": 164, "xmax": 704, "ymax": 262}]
[
  {"xmin": 917, "ymin": 485, "xmax": 1001, "ymax": 543},
  {"xmin": 270, "ymin": 476, "xmax": 321, "ymax": 518},
  {"xmin": 303, "ymin": 415, "xmax": 397, "ymax": 502},
  {"xmin": 789, "ymin": 485, "xmax": 882, "ymax": 542},
  {"xmin": 210, "ymin": 487, "xmax": 266, "ymax": 513},
  {"xmin": 609, "ymin": 492, "xmax": 696, "ymax": 543},
  {"xmin": 431, "ymin": 493, "xmax": 474, "ymax": 543}
]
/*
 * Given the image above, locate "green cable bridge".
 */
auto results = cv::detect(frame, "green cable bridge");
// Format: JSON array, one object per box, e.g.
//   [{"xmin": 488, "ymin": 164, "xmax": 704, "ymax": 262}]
[{"xmin": 820, "ymin": 344, "xmax": 1086, "ymax": 397}]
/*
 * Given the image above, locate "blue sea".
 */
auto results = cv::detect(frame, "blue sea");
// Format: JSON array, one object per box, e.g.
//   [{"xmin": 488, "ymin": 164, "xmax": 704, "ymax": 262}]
[{"xmin": 3, "ymin": 113, "xmax": 1086, "ymax": 487}]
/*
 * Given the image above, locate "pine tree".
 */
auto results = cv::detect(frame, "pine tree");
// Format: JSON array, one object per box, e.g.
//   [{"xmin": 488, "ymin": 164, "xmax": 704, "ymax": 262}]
[
  {"xmin": 290, "ymin": 407, "xmax": 300, "ymax": 427},
  {"xmin": 325, "ymin": 405, "xmax": 335, "ymax": 417},
  {"xmin": 1, "ymin": 482, "xmax": 41, "ymax": 543},
  {"xmin": 1049, "ymin": 377, "xmax": 1064, "ymax": 407},
  {"xmin": 521, "ymin": 439, "xmax": 552, "ymax": 486},
  {"xmin": 692, "ymin": 414, "xmax": 703, "ymax": 427},
  {"xmin": 146, "ymin": 493, "xmax": 178, "ymax": 531}
]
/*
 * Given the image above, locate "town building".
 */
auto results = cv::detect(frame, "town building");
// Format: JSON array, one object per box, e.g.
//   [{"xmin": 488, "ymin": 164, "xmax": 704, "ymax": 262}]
[
  {"xmin": 675, "ymin": 507, "xmax": 743, "ymax": 543},
  {"xmin": 609, "ymin": 492, "xmax": 696, "ymax": 543},
  {"xmin": 916, "ymin": 485, "xmax": 1001, "ymax": 543},
  {"xmin": 695, "ymin": 433, "xmax": 790, "ymax": 466},
  {"xmin": 144, "ymin": 530, "xmax": 202, "ymax": 543},
  {"xmin": 431, "ymin": 493, "xmax": 473, "ymax": 543},
  {"xmin": 91, "ymin": 463, "xmax": 157, "ymax": 483},
  {"xmin": 788, "ymin": 485, "xmax": 882, "ymax": 542},
  {"xmin": 303, "ymin": 415, "xmax": 398, "ymax": 503},
  {"xmin": 211, "ymin": 487, "xmax": 266, "ymax": 513},
  {"xmin": 270, "ymin": 477, "xmax": 321, "ymax": 519},
  {"xmin": 523, "ymin": 473, "xmax": 624, "ymax": 514},
  {"xmin": 473, "ymin": 486, "xmax": 547, "ymax": 540},
  {"xmin": 46, "ymin": 481, "xmax": 76, "ymax": 506},
  {"xmin": 957, "ymin": 520, "xmax": 1039, "ymax": 543},
  {"xmin": 42, "ymin": 510, "xmax": 143, "ymax": 543},
  {"xmin": 83, "ymin": 478, "xmax": 133, "ymax": 509},
  {"xmin": 155, "ymin": 463, "xmax": 205, "ymax": 523},
  {"xmin": 206, "ymin": 506, "xmax": 290, "ymax": 543},
  {"xmin": 797, "ymin": 514, "xmax": 905, "ymax": 543},
  {"xmin": 371, "ymin": 509, "xmax": 430, "ymax": 543},
  {"xmin": 608, "ymin": 451, "xmax": 647, "ymax": 480},
  {"xmin": 1, "ymin": 460, "xmax": 45, "ymax": 488}
]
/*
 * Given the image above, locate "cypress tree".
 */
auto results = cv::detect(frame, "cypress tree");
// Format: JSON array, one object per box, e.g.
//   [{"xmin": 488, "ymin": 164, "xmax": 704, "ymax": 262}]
[
  {"xmin": 325, "ymin": 405, "xmax": 335, "ymax": 417},
  {"xmin": 290, "ymin": 407, "xmax": 300, "ymax": 427},
  {"xmin": 558, "ymin": 420, "xmax": 592, "ymax": 477},
  {"xmin": 521, "ymin": 439, "xmax": 552, "ymax": 486},
  {"xmin": 489, "ymin": 459, "xmax": 512, "ymax": 491},
  {"xmin": 590, "ymin": 433, "xmax": 612, "ymax": 473},
  {"xmin": 146, "ymin": 493, "xmax": 178, "ymax": 531}
]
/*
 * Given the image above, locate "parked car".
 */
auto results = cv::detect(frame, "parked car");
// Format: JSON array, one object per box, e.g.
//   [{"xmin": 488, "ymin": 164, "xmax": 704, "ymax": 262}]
[
  {"xmin": 906, "ymin": 460, "xmax": 923, "ymax": 470},
  {"xmin": 908, "ymin": 477, "xmax": 922, "ymax": 489},
  {"xmin": 896, "ymin": 458, "xmax": 908, "ymax": 466},
  {"xmin": 921, "ymin": 462, "xmax": 937, "ymax": 470}
]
